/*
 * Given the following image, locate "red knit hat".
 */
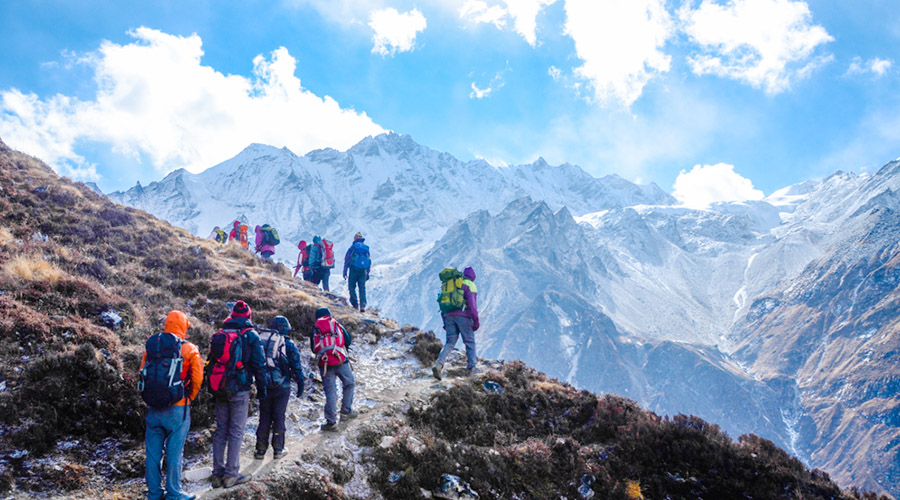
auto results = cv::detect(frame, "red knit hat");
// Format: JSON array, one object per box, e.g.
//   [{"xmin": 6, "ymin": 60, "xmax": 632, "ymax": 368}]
[{"xmin": 231, "ymin": 300, "xmax": 252, "ymax": 318}]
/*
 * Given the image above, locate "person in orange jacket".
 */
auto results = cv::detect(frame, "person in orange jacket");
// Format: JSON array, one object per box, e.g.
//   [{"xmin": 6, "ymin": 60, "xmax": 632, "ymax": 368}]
[{"xmin": 139, "ymin": 310, "xmax": 203, "ymax": 500}]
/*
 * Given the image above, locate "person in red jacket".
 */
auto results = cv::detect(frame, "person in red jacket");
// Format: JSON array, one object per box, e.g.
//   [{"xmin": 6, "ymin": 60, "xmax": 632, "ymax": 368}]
[
  {"xmin": 228, "ymin": 220, "xmax": 241, "ymax": 241},
  {"xmin": 140, "ymin": 310, "xmax": 202, "ymax": 500}
]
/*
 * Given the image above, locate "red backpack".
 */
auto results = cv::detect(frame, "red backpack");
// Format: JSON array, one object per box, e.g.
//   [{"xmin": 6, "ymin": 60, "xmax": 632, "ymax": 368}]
[
  {"xmin": 322, "ymin": 239, "xmax": 335, "ymax": 268},
  {"xmin": 206, "ymin": 327, "xmax": 250, "ymax": 398},
  {"xmin": 312, "ymin": 316, "xmax": 348, "ymax": 370}
]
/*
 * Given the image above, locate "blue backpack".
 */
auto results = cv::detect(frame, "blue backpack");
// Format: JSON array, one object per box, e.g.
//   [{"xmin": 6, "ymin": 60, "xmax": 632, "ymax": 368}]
[
  {"xmin": 350, "ymin": 242, "xmax": 371, "ymax": 270},
  {"xmin": 139, "ymin": 333, "xmax": 186, "ymax": 409},
  {"xmin": 258, "ymin": 329, "xmax": 290, "ymax": 388}
]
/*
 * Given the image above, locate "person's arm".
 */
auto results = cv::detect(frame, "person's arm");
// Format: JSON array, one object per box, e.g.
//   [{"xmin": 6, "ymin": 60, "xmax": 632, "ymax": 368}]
[
  {"xmin": 464, "ymin": 284, "xmax": 479, "ymax": 331},
  {"xmin": 248, "ymin": 332, "xmax": 268, "ymax": 398},
  {"xmin": 184, "ymin": 343, "xmax": 203, "ymax": 402},
  {"xmin": 341, "ymin": 324, "xmax": 352, "ymax": 349},
  {"xmin": 343, "ymin": 246, "xmax": 354, "ymax": 277},
  {"xmin": 286, "ymin": 339, "xmax": 305, "ymax": 395}
]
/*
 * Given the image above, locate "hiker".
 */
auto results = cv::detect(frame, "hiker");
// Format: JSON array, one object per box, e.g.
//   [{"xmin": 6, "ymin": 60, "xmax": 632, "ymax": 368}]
[
  {"xmin": 206, "ymin": 300, "xmax": 267, "ymax": 489},
  {"xmin": 308, "ymin": 235, "xmax": 331, "ymax": 291},
  {"xmin": 343, "ymin": 232, "xmax": 371, "ymax": 312},
  {"xmin": 209, "ymin": 226, "xmax": 227, "ymax": 243},
  {"xmin": 432, "ymin": 266, "xmax": 479, "ymax": 379},
  {"xmin": 293, "ymin": 240, "xmax": 311, "ymax": 280},
  {"xmin": 310, "ymin": 307, "xmax": 357, "ymax": 431},
  {"xmin": 255, "ymin": 316, "xmax": 305, "ymax": 460},
  {"xmin": 228, "ymin": 220, "xmax": 241, "ymax": 242},
  {"xmin": 254, "ymin": 224, "xmax": 279, "ymax": 260},
  {"xmin": 140, "ymin": 310, "xmax": 202, "ymax": 500}
]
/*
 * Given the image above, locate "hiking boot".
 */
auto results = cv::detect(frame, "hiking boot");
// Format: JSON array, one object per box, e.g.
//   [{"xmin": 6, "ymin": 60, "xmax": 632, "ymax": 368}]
[
  {"xmin": 210, "ymin": 475, "xmax": 224, "ymax": 489},
  {"xmin": 432, "ymin": 364, "xmax": 443, "ymax": 380},
  {"xmin": 223, "ymin": 474, "xmax": 251, "ymax": 488},
  {"xmin": 467, "ymin": 367, "xmax": 480, "ymax": 377},
  {"xmin": 360, "ymin": 306, "xmax": 366, "ymax": 313},
  {"xmin": 340, "ymin": 409, "xmax": 359, "ymax": 421},
  {"xmin": 253, "ymin": 450, "xmax": 266, "ymax": 460},
  {"xmin": 320, "ymin": 421, "xmax": 339, "ymax": 432},
  {"xmin": 273, "ymin": 449, "xmax": 288, "ymax": 459}
]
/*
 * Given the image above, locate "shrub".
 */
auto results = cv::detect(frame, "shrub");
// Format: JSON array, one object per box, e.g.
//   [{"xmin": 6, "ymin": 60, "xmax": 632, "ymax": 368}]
[{"xmin": 2, "ymin": 255, "xmax": 64, "ymax": 284}]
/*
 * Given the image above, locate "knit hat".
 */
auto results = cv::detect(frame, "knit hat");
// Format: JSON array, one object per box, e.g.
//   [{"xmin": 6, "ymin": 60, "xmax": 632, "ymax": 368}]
[
  {"xmin": 231, "ymin": 300, "xmax": 252, "ymax": 319},
  {"xmin": 315, "ymin": 307, "xmax": 331, "ymax": 319},
  {"xmin": 233, "ymin": 220, "xmax": 240, "ymax": 227},
  {"xmin": 354, "ymin": 232, "xmax": 363, "ymax": 240},
  {"xmin": 266, "ymin": 316, "xmax": 292, "ymax": 335}
]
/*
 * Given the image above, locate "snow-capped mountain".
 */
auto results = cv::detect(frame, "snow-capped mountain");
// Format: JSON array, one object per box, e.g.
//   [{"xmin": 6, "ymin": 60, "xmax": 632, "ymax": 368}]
[{"xmin": 111, "ymin": 133, "xmax": 900, "ymax": 497}]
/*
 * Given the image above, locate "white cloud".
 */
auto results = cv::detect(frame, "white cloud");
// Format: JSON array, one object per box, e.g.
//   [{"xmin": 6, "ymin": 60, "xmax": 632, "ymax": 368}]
[
  {"xmin": 548, "ymin": 66, "xmax": 562, "ymax": 81},
  {"xmin": 680, "ymin": 0, "xmax": 833, "ymax": 94},
  {"xmin": 564, "ymin": 0, "xmax": 673, "ymax": 107},
  {"xmin": 846, "ymin": 56, "xmax": 893, "ymax": 77},
  {"xmin": 286, "ymin": 0, "xmax": 387, "ymax": 24},
  {"xmin": 369, "ymin": 8, "xmax": 427, "ymax": 57},
  {"xmin": 0, "ymin": 27, "xmax": 385, "ymax": 180},
  {"xmin": 672, "ymin": 163, "xmax": 764, "ymax": 208},
  {"xmin": 459, "ymin": 0, "xmax": 557, "ymax": 47},
  {"xmin": 469, "ymin": 66, "xmax": 508, "ymax": 99}
]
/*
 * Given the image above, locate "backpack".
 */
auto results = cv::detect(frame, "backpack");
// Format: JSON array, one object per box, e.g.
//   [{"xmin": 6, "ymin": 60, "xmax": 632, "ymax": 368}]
[
  {"xmin": 313, "ymin": 317, "xmax": 349, "ymax": 368},
  {"xmin": 215, "ymin": 229, "xmax": 227, "ymax": 243},
  {"xmin": 322, "ymin": 239, "xmax": 335, "ymax": 268},
  {"xmin": 300, "ymin": 246, "xmax": 310, "ymax": 267},
  {"xmin": 438, "ymin": 268, "xmax": 466, "ymax": 313},
  {"xmin": 207, "ymin": 328, "xmax": 250, "ymax": 398},
  {"xmin": 258, "ymin": 329, "xmax": 289, "ymax": 388},
  {"xmin": 139, "ymin": 333, "xmax": 186, "ymax": 409},
  {"xmin": 260, "ymin": 224, "xmax": 280, "ymax": 246},
  {"xmin": 349, "ymin": 242, "xmax": 371, "ymax": 270}
]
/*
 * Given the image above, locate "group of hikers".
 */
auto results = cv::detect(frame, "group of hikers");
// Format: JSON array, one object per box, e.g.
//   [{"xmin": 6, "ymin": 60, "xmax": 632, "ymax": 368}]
[
  {"xmin": 210, "ymin": 221, "xmax": 372, "ymax": 312},
  {"xmin": 144, "ymin": 222, "xmax": 480, "ymax": 499},
  {"xmin": 139, "ymin": 302, "xmax": 356, "ymax": 499}
]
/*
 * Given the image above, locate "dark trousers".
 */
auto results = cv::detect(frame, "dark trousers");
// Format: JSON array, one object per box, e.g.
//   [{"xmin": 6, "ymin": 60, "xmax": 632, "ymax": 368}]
[
  {"xmin": 348, "ymin": 267, "xmax": 367, "ymax": 309},
  {"xmin": 311, "ymin": 267, "xmax": 330, "ymax": 291},
  {"xmin": 256, "ymin": 385, "xmax": 290, "ymax": 453}
]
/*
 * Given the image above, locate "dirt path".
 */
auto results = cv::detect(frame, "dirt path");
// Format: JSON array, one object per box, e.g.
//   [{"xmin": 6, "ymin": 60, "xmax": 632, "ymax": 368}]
[{"xmin": 182, "ymin": 320, "xmax": 468, "ymax": 499}]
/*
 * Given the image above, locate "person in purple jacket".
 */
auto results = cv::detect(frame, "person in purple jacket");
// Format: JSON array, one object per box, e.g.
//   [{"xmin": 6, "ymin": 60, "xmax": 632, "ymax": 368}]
[
  {"xmin": 432, "ymin": 266, "xmax": 479, "ymax": 379},
  {"xmin": 255, "ymin": 225, "xmax": 277, "ymax": 260}
]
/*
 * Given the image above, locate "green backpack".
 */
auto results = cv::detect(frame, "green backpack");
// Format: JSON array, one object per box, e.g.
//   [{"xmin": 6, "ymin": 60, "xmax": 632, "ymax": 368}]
[
  {"xmin": 260, "ymin": 224, "xmax": 280, "ymax": 246},
  {"xmin": 437, "ymin": 268, "xmax": 466, "ymax": 313}
]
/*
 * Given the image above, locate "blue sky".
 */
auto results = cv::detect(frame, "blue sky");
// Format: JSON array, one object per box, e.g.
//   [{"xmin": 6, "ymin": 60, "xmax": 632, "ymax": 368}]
[{"xmin": 1, "ymin": 0, "xmax": 898, "ymax": 206}]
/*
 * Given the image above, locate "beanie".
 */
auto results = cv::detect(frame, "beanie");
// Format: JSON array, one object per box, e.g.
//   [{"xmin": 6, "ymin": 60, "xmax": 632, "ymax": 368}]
[
  {"xmin": 232, "ymin": 300, "xmax": 252, "ymax": 319},
  {"xmin": 315, "ymin": 307, "xmax": 331, "ymax": 319},
  {"xmin": 267, "ymin": 316, "xmax": 292, "ymax": 335}
]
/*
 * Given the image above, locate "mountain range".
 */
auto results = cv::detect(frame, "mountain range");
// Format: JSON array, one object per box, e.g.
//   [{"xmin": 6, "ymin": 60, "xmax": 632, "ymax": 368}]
[{"xmin": 110, "ymin": 133, "xmax": 900, "ymax": 497}]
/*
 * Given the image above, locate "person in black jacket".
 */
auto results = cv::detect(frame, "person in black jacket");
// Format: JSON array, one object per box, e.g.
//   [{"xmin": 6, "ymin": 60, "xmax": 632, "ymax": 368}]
[
  {"xmin": 208, "ymin": 300, "xmax": 267, "ymax": 489},
  {"xmin": 255, "ymin": 316, "xmax": 305, "ymax": 460}
]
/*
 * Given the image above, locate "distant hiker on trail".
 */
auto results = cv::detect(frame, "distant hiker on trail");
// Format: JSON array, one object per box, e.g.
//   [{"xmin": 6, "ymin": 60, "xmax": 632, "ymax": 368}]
[
  {"xmin": 228, "ymin": 220, "xmax": 241, "ymax": 242},
  {"xmin": 254, "ymin": 224, "xmax": 280, "ymax": 260},
  {"xmin": 139, "ymin": 310, "xmax": 202, "ymax": 500},
  {"xmin": 432, "ymin": 266, "xmax": 479, "ymax": 380},
  {"xmin": 343, "ymin": 232, "xmax": 371, "ymax": 312},
  {"xmin": 255, "ymin": 315, "xmax": 305, "ymax": 460},
  {"xmin": 310, "ymin": 307, "xmax": 357, "ymax": 431},
  {"xmin": 209, "ymin": 226, "xmax": 227, "ymax": 244},
  {"xmin": 308, "ymin": 235, "xmax": 334, "ymax": 291},
  {"xmin": 206, "ymin": 300, "xmax": 267, "ymax": 489},
  {"xmin": 293, "ymin": 240, "xmax": 311, "ymax": 280}
]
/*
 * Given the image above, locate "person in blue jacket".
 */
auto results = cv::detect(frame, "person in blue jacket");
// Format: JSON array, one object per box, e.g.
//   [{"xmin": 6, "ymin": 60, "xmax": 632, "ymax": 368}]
[
  {"xmin": 343, "ymin": 232, "xmax": 371, "ymax": 312},
  {"xmin": 255, "ymin": 316, "xmax": 305, "ymax": 460}
]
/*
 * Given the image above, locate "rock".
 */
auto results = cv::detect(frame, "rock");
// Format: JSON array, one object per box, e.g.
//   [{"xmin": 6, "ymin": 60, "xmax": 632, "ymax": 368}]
[
  {"xmin": 407, "ymin": 436, "xmax": 426, "ymax": 454},
  {"xmin": 379, "ymin": 436, "xmax": 396, "ymax": 449},
  {"xmin": 100, "ymin": 310, "xmax": 123, "ymax": 329},
  {"xmin": 29, "ymin": 232, "xmax": 48, "ymax": 242},
  {"xmin": 184, "ymin": 467, "xmax": 212, "ymax": 482},
  {"xmin": 365, "ymin": 334, "xmax": 377, "ymax": 344}
]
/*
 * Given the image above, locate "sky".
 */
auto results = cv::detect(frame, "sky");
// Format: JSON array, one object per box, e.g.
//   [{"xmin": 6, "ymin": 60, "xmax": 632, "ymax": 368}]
[{"xmin": 1, "ymin": 0, "xmax": 898, "ymax": 207}]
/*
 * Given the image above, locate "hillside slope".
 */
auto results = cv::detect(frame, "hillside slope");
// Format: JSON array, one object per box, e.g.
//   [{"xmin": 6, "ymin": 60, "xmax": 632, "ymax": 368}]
[{"xmin": 0, "ymin": 138, "xmax": 889, "ymax": 500}]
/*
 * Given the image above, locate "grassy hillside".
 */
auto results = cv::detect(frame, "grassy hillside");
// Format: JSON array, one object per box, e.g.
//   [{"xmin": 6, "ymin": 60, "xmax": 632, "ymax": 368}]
[{"xmin": 0, "ymin": 137, "xmax": 889, "ymax": 499}]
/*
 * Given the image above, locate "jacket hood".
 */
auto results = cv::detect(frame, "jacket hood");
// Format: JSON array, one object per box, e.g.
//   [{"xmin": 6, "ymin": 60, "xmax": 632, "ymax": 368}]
[
  {"xmin": 233, "ymin": 220, "xmax": 241, "ymax": 227},
  {"xmin": 464, "ymin": 267, "xmax": 476, "ymax": 281},
  {"xmin": 164, "ymin": 310, "xmax": 190, "ymax": 339},
  {"xmin": 315, "ymin": 307, "xmax": 331, "ymax": 319},
  {"xmin": 313, "ymin": 235, "xmax": 322, "ymax": 245},
  {"xmin": 354, "ymin": 237, "xmax": 366, "ymax": 243},
  {"xmin": 298, "ymin": 240, "xmax": 307, "ymax": 250},
  {"xmin": 255, "ymin": 225, "xmax": 262, "ymax": 232}
]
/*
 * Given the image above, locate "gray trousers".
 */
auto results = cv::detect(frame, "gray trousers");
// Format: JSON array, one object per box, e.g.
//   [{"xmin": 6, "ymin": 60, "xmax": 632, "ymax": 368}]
[
  {"xmin": 321, "ymin": 362, "xmax": 355, "ymax": 424},
  {"xmin": 436, "ymin": 315, "xmax": 477, "ymax": 371},
  {"xmin": 212, "ymin": 391, "xmax": 250, "ymax": 478}
]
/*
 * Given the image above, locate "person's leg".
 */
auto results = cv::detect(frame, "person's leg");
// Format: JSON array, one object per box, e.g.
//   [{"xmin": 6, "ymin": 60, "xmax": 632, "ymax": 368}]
[
  {"xmin": 270, "ymin": 386, "xmax": 291, "ymax": 452},
  {"xmin": 322, "ymin": 269, "xmax": 330, "ymax": 291},
  {"xmin": 435, "ymin": 316, "xmax": 461, "ymax": 368},
  {"xmin": 145, "ymin": 409, "xmax": 167, "ymax": 500},
  {"xmin": 322, "ymin": 367, "xmax": 338, "ymax": 424},
  {"xmin": 347, "ymin": 270, "xmax": 359, "ymax": 309},
  {"xmin": 212, "ymin": 398, "xmax": 230, "ymax": 479},
  {"xmin": 163, "ymin": 406, "xmax": 191, "ymax": 499},
  {"xmin": 458, "ymin": 317, "xmax": 478, "ymax": 372},
  {"xmin": 358, "ymin": 270, "xmax": 367, "ymax": 310},
  {"xmin": 337, "ymin": 363, "xmax": 355, "ymax": 415},
  {"xmin": 225, "ymin": 391, "xmax": 250, "ymax": 478},
  {"xmin": 256, "ymin": 391, "xmax": 274, "ymax": 455}
]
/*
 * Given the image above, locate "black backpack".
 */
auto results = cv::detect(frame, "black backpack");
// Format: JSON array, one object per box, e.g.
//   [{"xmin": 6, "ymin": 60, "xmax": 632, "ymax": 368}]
[
  {"xmin": 258, "ymin": 329, "xmax": 290, "ymax": 388},
  {"xmin": 260, "ymin": 224, "xmax": 280, "ymax": 246},
  {"xmin": 139, "ymin": 333, "xmax": 186, "ymax": 408}
]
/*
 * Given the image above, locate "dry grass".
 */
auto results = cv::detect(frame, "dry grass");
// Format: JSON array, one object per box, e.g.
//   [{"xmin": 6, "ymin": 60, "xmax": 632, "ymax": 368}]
[
  {"xmin": 0, "ymin": 226, "xmax": 14, "ymax": 246},
  {"xmin": 2, "ymin": 255, "xmax": 65, "ymax": 284}
]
